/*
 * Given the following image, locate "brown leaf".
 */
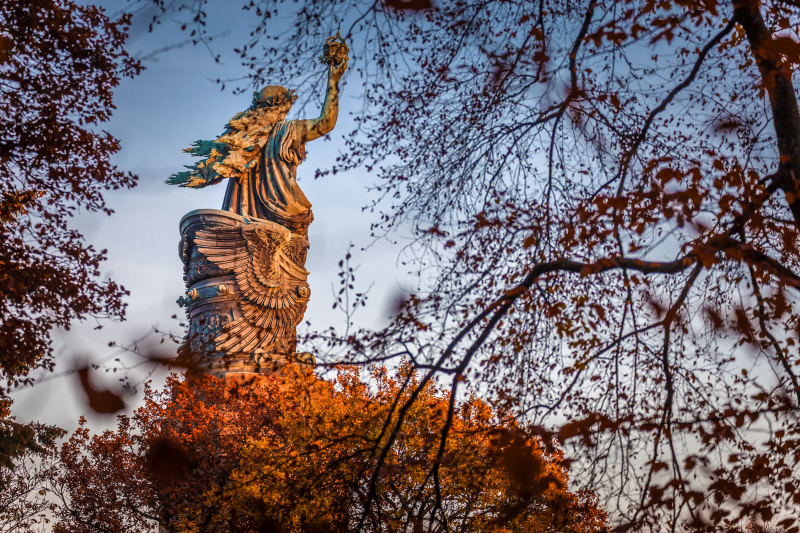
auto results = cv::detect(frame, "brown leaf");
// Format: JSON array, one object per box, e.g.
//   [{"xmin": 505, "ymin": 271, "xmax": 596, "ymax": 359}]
[
  {"xmin": 0, "ymin": 35, "xmax": 12, "ymax": 65},
  {"xmin": 77, "ymin": 367, "xmax": 124, "ymax": 414},
  {"xmin": 647, "ymin": 297, "xmax": 667, "ymax": 319},
  {"xmin": 384, "ymin": 0, "xmax": 432, "ymax": 11},
  {"xmin": 712, "ymin": 118, "xmax": 740, "ymax": 132},
  {"xmin": 144, "ymin": 436, "xmax": 190, "ymax": 482},
  {"xmin": 704, "ymin": 307, "xmax": 725, "ymax": 332}
]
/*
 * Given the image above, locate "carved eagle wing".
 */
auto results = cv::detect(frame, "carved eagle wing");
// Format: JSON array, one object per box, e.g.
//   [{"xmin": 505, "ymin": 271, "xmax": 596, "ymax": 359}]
[{"xmin": 193, "ymin": 220, "xmax": 310, "ymax": 353}]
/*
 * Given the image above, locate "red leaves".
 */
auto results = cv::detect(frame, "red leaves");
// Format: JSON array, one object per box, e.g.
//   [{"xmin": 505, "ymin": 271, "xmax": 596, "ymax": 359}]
[
  {"xmin": 0, "ymin": 0, "xmax": 139, "ymax": 423},
  {"xmin": 0, "ymin": 35, "xmax": 12, "ymax": 65}
]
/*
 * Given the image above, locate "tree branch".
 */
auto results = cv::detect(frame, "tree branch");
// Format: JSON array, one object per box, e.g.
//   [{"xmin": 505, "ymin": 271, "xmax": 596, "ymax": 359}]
[{"xmin": 735, "ymin": 0, "xmax": 800, "ymax": 229}]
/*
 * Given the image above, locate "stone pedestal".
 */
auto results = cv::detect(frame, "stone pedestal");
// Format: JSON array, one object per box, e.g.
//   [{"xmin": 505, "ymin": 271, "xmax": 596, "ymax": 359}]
[{"xmin": 177, "ymin": 209, "xmax": 314, "ymax": 377}]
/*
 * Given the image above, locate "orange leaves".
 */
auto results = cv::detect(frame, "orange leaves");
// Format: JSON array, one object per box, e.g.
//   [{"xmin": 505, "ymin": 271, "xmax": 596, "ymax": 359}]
[
  {"xmin": 51, "ymin": 375, "xmax": 282, "ymax": 531},
  {"xmin": 0, "ymin": 34, "xmax": 11, "ymax": 65},
  {"xmin": 51, "ymin": 367, "xmax": 610, "ymax": 532},
  {"xmin": 544, "ymin": 301, "xmax": 567, "ymax": 318},
  {"xmin": 522, "ymin": 234, "xmax": 537, "ymax": 248},
  {"xmin": 0, "ymin": 189, "xmax": 43, "ymax": 223},
  {"xmin": 570, "ymin": 159, "xmax": 717, "ymax": 250},
  {"xmin": 485, "ymin": 429, "xmax": 567, "ymax": 526},
  {"xmin": 655, "ymin": 167, "xmax": 677, "ymax": 184}
]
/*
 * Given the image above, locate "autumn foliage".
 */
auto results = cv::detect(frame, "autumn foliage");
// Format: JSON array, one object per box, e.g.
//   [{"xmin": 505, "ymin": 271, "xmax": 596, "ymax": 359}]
[
  {"xmin": 137, "ymin": 0, "xmax": 800, "ymax": 529},
  {"xmin": 47, "ymin": 367, "xmax": 607, "ymax": 533},
  {"xmin": 0, "ymin": 0, "xmax": 139, "ymax": 386},
  {"xmin": 0, "ymin": 0, "xmax": 141, "ymax": 472},
  {"xmin": 12, "ymin": 0, "xmax": 800, "ymax": 530}
]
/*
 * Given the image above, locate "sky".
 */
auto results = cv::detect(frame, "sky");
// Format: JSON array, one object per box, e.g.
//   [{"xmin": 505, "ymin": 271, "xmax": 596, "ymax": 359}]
[{"xmin": 11, "ymin": 0, "xmax": 413, "ymax": 431}]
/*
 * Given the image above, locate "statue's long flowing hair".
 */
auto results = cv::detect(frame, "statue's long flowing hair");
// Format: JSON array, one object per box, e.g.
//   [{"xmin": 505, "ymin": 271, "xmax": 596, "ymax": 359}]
[{"xmin": 166, "ymin": 86, "xmax": 297, "ymax": 188}]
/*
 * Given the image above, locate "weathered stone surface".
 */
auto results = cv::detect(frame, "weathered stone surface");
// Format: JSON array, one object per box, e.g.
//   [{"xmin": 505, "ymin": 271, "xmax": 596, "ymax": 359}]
[{"xmin": 177, "ymin": 210, "xmax": 313, "ymax": 376}]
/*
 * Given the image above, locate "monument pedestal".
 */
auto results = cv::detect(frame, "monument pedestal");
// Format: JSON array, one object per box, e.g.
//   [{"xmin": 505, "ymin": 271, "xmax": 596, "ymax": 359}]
[{"xmin": 177, "ymin": 209, "xmax": 314, "ymax": 378}]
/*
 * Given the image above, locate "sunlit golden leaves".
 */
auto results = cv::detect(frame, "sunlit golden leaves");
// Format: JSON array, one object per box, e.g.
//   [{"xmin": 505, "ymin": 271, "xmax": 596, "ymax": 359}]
[{"xmin": 48, "ymin": 368, "xmax": 609, "ymax": 532}]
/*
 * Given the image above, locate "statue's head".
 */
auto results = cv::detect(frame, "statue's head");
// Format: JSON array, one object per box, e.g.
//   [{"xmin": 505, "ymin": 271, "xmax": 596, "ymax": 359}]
[
  {"xmin": 228, "ymin": 86, "xmax": 297, "ymax": 132},
  {"xmin": 251, "ymin": 85, "xmax": 297, "ymax": 115}
]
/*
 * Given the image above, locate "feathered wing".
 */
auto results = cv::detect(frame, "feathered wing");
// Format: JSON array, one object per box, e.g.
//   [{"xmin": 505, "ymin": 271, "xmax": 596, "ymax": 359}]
[
  {"xmin": 194, "ymin": 221, "xmax": 310, "ymax": 353},
  {"xmin": 165, "ymin": 108, "xmax": 286, "ymax": 188}
]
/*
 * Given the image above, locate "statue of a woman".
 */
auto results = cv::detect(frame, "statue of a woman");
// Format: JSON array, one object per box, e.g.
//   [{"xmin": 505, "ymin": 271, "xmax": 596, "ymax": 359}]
[
  {"xmin": 170, "ymin": 56, "xmax": 348, "ymax": 371},
  {"xmin": 168, "ymin": 58, "xmax": 349, "ymax": 237}
]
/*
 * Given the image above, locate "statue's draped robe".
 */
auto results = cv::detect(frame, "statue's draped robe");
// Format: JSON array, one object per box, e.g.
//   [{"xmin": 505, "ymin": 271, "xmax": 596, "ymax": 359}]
[
  {"xmin": 215, "ymin": 119, "xmax": 312, "ymax": 357},
  {"xmin": 221, "ymin": 120, "xmax": 313, "ymax": 231}
]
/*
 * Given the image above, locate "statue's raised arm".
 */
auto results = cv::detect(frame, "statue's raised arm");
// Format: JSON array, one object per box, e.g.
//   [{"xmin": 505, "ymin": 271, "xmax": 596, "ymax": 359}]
[{"xmin": 303, "ymin": 57, "xmax": 349, "ymax": 143}]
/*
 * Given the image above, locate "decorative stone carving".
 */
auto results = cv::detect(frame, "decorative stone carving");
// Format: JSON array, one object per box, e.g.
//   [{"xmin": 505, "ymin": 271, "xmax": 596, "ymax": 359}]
[
  {"xmin": 169, "ymin": 35, "xmax": 347, "ymax": 376},
  {"xmin": 187, "ymin": 312, "xmax": 229, "ymax": 359},
  {"xmin": 193, "ymin": 219, "xmax": 311, "ymax": 354}
]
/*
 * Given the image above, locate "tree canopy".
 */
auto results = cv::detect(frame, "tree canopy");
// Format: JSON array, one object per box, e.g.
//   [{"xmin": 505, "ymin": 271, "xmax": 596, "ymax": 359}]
[
  {"xmin": 45, "ymin": 368, "xmax": 607, "ymax": 533},
  {"xmin": 130, "ymin": 0, "xmax": 800, "ymax": 529}
]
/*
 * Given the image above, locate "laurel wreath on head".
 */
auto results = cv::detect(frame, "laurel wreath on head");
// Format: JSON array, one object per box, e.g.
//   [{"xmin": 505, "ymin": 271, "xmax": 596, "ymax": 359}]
[{"xmin": 250, "ymin": 88, "xmax": 298, "ymax": 110}]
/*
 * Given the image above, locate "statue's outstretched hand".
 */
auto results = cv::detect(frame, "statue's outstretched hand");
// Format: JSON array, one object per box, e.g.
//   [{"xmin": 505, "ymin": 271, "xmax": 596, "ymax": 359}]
[{"xmin": 329, "ymin": 58, "xmax": 348, "ymax": 84}]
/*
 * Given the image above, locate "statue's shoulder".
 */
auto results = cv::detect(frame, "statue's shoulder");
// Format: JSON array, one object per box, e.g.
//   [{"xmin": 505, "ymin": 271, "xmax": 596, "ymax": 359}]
[
  {"xmin": 271, "ymin": 119, "xmax": 307, "ymax": 143},
  {"xmin": 283, "ymin": 119, "xmax": 304, "ymax": 131}
]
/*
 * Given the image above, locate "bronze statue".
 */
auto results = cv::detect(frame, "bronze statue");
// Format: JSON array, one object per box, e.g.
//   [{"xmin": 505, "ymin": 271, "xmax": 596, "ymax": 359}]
[{"xmin": 169, "ymin": 38, "xmax": 348, "ymax": 376}]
